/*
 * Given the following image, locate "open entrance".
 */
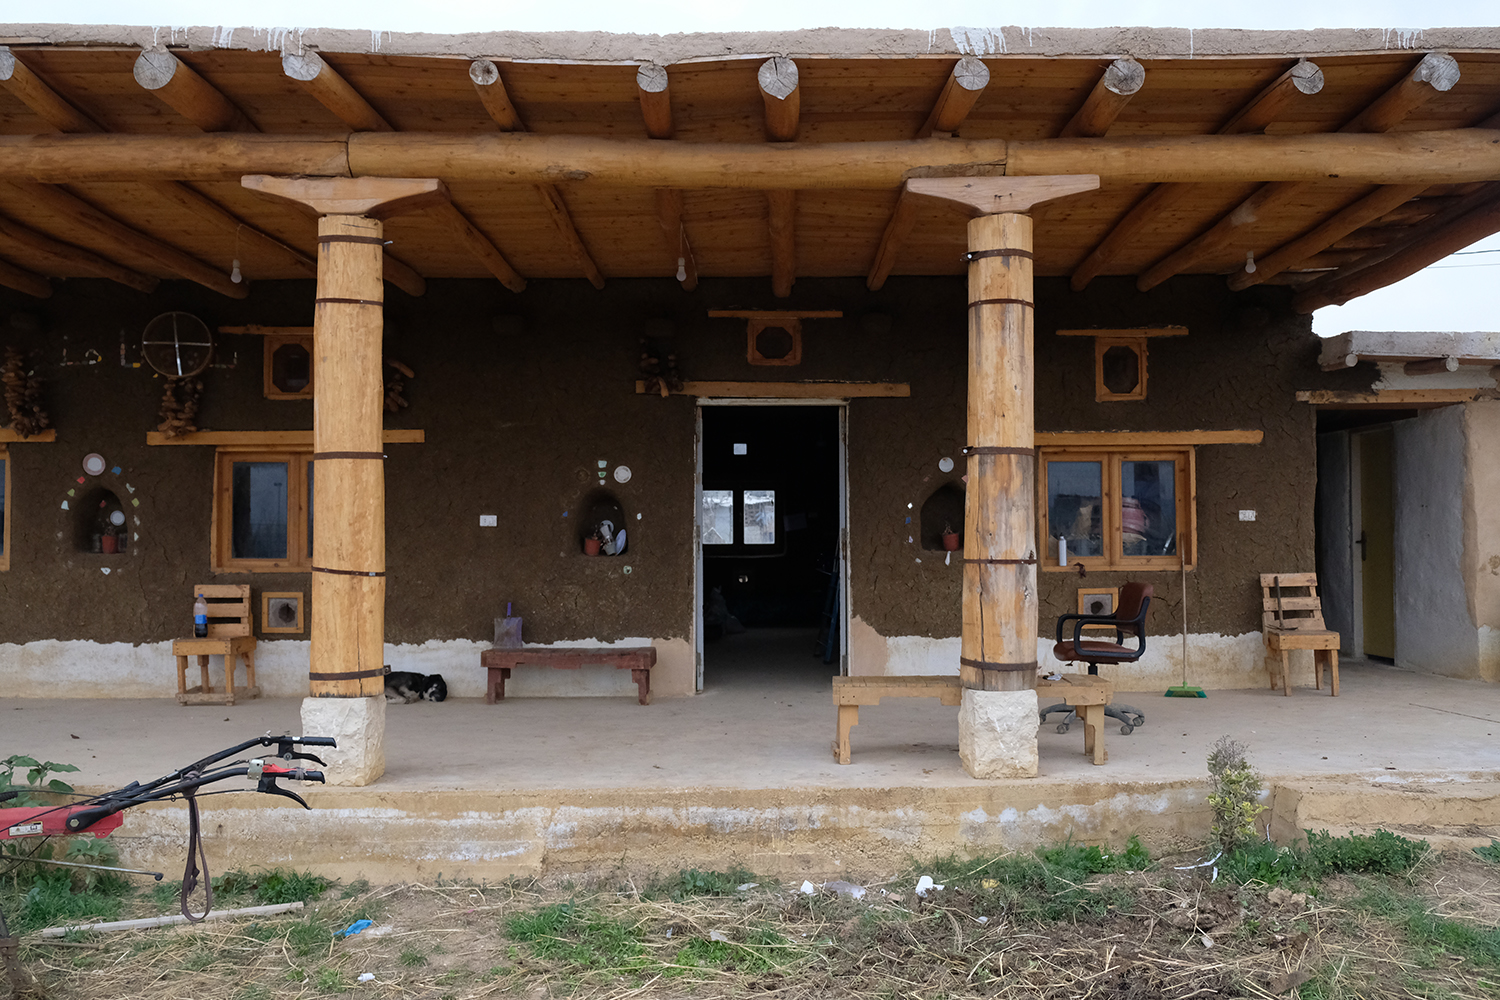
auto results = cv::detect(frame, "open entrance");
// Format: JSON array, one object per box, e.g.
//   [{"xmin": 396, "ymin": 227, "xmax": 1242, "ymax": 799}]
[{"xmin": 697, "ymin": 404, "xmax": 843, "ymax": 690}]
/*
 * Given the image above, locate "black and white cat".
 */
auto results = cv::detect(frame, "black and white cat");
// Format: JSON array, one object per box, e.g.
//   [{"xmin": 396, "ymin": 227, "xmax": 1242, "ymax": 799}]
[{"xmin": 383, "ymin": 668, "xmax": 448, "ymax": 704}]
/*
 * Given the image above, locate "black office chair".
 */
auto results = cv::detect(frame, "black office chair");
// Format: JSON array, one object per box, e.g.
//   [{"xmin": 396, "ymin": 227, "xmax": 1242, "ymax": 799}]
[{"xmin": 1042, "ymin": 581, "xmax": 1153, "ymax": 735}]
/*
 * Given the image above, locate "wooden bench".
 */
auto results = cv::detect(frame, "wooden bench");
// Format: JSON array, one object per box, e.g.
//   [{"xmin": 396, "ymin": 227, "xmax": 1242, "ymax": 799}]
[
  {"xmin": 1036, "ymin": 673, "xmax": 1115, "ymax": 765},
  {"xmin": 173, "ymin": 584, "xmax": 259, "ymax": 706},
  {"xmin": 1260, "ymin": 572, "xmax": 1340, "ymax": 696},
  {"xmin": 480, "ymin": 646, "xmax": 657, "ymax": 705},
  {"xmin": 832, "ymin": 675, "xmax": 962, "ymax": 764}
]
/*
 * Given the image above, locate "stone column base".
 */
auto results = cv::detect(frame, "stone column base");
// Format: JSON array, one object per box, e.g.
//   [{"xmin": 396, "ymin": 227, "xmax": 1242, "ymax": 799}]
[
  {"xmin": 959, "ymin": 688, "xmax": 1039, "ymax": 779},
  {"xmin": 301, "ymin": 696, "xmax": 386, "ymax": 786}
]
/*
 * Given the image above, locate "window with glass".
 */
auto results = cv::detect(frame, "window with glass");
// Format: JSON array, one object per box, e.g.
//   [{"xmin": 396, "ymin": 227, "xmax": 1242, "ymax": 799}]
[
  {"xmin": 1038, "ymin": 448, "xmax": 1194, "ymax": 570},
  {"xmin": 700, "ymin": 490, "xmax": 734, "ymax": 545},
  {"xmin": 700, "ymin": 488, "xmax": 780, "ymax": 550},
  {"xmin": 213, "ymin": 450, "xmax": 314, "ymax": 571},
  {"xmin": 0, "ymin": 448, "xmax": 9, "ymax": 571}
]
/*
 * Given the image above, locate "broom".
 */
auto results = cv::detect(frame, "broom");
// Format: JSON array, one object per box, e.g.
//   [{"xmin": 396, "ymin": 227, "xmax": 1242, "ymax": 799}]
[{"xmin": 1165, "ymin": 535, "xmax": 1206, "ymax": 697}]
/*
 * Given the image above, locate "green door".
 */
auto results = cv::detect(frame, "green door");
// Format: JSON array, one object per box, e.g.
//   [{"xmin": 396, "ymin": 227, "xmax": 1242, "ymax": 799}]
[{"xmin": 1359, "ymin": 428, "xmax": 1396, "ymax": 659}]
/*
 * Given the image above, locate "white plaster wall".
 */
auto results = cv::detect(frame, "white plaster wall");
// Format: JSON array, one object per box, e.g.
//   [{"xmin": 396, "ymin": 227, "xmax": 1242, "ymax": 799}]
[
  {"xmin": 0, "ymin": 636, "xmax": 697, "ymax": 700},
  {"xmin": 1464, "ymin": 402, "xmax": 1500, "ymax": 683},
  {"xmin": 1393, "ymin": 408, "xmax": 1479, "ymax": 677},
  {"xmin": 1316, "ymin": 430, "xmax": 1354, "ymax": 649}
]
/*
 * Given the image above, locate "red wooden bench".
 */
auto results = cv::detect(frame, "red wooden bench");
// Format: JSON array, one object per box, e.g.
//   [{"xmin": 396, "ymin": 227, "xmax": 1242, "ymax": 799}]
[{"xmin": 480, "ymin": 646, "xmax": 658, "ymax": 705}]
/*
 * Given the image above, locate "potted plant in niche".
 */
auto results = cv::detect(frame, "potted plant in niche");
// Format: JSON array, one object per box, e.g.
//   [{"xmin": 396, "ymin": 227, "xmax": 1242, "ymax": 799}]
[
  {"xmin": 941, "ymin": 522, "xmax": 961, "ymax": 551},
  {"xmin": 583, "ymin": 529, "xmax": 603, "ymax": 556}
]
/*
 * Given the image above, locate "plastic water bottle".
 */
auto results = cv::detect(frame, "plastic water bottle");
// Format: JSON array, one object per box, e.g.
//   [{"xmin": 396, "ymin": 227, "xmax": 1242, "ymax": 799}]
[{"xmin": 193, "ymin": 593, "xmax": 208, "ymax": 638}]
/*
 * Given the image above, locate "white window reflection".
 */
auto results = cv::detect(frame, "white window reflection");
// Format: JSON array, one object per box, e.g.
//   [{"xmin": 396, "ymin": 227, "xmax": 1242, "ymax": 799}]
[
  {"xmin": 743, "ymin": 489, "xmax": 776, "ymax": 545},
  {"xmin": 701, "ymin": 490, "xmax": 734, "ymax": 545}
]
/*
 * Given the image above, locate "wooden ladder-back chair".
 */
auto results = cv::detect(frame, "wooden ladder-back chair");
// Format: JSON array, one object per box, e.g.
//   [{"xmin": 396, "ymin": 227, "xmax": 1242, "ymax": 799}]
[
  {"xmin": 173, "ymin": 584, "xmax": 259, "ymax": 706},
  {"xmin": 1260, "ymin": 573, "xmax": 1340, "ymax": 696}
]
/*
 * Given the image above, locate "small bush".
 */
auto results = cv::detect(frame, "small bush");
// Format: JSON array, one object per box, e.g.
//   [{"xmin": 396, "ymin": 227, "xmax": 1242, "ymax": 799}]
[
  {"xmin": 1473, "ymin": 840, "xmax": 1500, "ymax": 865},
  {"xmin": 1207, "ymin": 736, "xmax": 1262, "ymax": 854},
  {"xmin": 1306, "ymin": 829, "xmax": 1428, "ymax": 877}
]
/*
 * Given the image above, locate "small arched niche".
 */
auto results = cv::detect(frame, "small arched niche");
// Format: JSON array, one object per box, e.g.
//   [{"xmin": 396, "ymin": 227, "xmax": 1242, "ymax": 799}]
[
  {"xmin": 75, "ymin": 486, "xmax": 127, "ymax": 554},
  {"xmin": 919, "ymin": 483, "xmax": 965, "ymax": 551},
  {"xmin": 575, "ymin": 487, "xmax": 631, "ymax": 556}
]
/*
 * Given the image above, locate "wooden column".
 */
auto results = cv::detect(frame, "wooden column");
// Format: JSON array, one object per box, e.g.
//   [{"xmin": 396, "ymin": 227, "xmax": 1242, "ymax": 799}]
[
  {"xmin": 310, "ymin": 212, "xmax": 387, "ymax": 697},
  {"xmin": 960, "ymin": 212, "xmax": 1037, "ymax": 694}
]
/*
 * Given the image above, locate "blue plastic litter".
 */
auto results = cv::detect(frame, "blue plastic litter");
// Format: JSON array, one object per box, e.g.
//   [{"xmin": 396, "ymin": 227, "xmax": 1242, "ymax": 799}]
[{"xmin": 337, "ymin": 919, "xmax": 373, "ymax": 938}]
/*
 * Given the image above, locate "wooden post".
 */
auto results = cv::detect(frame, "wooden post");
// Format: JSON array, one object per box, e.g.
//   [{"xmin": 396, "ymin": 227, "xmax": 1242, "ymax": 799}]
[
  {"xmin": 309, "ymin": 212, "xmax": 387, "ymax": 698},
  {"xmin": 960, "ymin": 212, "xmax": 1038, "ymax": 694}
]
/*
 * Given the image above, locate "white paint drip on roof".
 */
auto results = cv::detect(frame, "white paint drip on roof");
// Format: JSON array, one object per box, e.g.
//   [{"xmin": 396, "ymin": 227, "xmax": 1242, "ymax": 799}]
[
  {"xmin": 949, "ymin": 26, "xmax": 1006, "ymax": 56},
  {"xmin": 1189, "ymin": 28, "xmax": 1194, "ymax": 59},
  {"xmin": 1383, "ymin": 28, "xmax": 1425, "ymax": 49},
  {"xmin": 211, "ymin": 26, "xmax": 235, "ymax": 49}
]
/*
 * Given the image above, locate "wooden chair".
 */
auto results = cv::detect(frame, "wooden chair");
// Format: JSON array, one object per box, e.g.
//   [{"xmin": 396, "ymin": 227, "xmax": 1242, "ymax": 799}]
[
  {"xmin": 1260, "ymin": 573, "xmax": 1340, "ymax": 696},
  {"xmin": 173, "ymin": 585, "xmax": 259, "ymax": 706}
]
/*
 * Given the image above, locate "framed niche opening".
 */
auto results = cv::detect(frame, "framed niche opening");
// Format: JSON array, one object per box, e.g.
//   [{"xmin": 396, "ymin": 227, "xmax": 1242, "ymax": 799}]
[
  {"xmin": 264, "ymin": 332, "xmax": 314, "ymax": 400},
  {"xmin": 1057, "ymin": 327, "xmax": 1188, "ymax": 402}
]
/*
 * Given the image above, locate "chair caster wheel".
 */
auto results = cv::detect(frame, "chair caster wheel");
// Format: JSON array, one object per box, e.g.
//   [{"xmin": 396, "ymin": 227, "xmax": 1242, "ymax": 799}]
[
  {"xmin": 1056, "ymin": 723, "xmax": 1071, "ymax": 734},
  {"xmin": 1119, "ymin": 724, "xmax": 1134, "ymax": 735}
]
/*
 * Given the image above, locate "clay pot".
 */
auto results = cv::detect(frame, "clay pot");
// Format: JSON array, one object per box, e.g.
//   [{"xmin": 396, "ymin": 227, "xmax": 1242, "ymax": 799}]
[
  {"xmin": 583, "ymin": 537, "xmax": 602, "ymax": 556},
  {"xmin": 941, "ymin": 532, "xmax": 960, "ymax": 552},
  {"xmin": 101, "ymin": 534, "xmax": 118, "ymax": 554}
]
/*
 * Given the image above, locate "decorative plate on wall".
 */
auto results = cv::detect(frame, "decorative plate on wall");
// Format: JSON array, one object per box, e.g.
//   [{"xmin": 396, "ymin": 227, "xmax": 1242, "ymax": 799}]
[{"xmin": 82, "ymin": 453, "xmax": 106, "ymax": 476}]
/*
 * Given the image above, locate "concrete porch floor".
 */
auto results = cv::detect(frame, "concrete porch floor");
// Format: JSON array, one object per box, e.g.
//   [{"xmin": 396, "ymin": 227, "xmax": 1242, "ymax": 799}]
[{"xmin": 4, "ymin": 630, "xmax": 1498, "ymax": 881}]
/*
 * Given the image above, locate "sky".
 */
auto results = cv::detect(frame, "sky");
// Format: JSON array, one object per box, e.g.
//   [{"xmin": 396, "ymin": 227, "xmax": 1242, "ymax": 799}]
[{"xmin": 22, "ymin": 0, "xmax": 1500, "ymax": 334}]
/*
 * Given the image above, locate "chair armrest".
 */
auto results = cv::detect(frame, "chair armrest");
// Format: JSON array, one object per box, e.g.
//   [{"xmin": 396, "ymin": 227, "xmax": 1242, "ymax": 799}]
[{"xmin": 1062, "ymin": 614, "xmax": 1135, "ymax": 647}]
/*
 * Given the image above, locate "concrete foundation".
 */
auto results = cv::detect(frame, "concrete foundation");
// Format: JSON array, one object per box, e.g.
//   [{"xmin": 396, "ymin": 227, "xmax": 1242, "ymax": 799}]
[
  {"xmin": 300, "ymin": 696, "xmax": 386, "ymax": 786},
  {"xmin": 958, "ymin": 688, "xmax": 1040, "ymax": 778}
]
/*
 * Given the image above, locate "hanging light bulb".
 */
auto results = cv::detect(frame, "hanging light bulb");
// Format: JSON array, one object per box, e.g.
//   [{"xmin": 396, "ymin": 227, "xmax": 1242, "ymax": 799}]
[
  {"xmin": 230, "ymin": 258, "xmax": 242, "ymax": 283},
  {"xmin": 1243, "ymin": 250, "xmax": 1256, "ymax": 274},
  {"xmin": 675, "ymin": 256, "xmax": 687, "ymax": 282}
]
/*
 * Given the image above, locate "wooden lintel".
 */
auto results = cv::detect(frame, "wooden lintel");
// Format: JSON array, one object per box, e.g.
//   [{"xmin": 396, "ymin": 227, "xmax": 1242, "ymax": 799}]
[
  {"xmin": 147, "ymin": 429, "xmax": 425, "ymax": 446},
  {"xmin": 635, "ymin": 380, "xmax": 906, "ymax": 398},
  {"xmin": 1295, "ymin": 389, "xmax": 1483, "ymax": 408},
  {"xmin": 0, "ymin": 428, "xmax": 57, "ymax": 443},
  {"xmin": 906, "ymin": 175, "xmax": 1099, "ymax": 216},
  {"xmin": 707, "ymin": 310, "xmax": 843, "ymax": 319},
  {"xmin": 219, "ymin": 325, "xmax": 314, "ymax": 336},
  {"xmin": 1058, "ymin": 58, "xmax": 1145, "ymax": 139},
  {"xmin": 758, "ymin": 57, "xmax": 800, "ymax": 142},
  {"xmin": 636, "ymin": 63, "xmax": 673, "ymax": 140},
  {"xmin": 916, "ymin": 56, "xmax": 990, "ymax": 139},
  {"xmin": 133, "ymin": 50, "xmax": 257, "ymax": 133},
  {"xmin": 1056, "ymin": 327, "xmax": 1188, "ymax": 338},
  {"xmin": 282, "ymin": 50, "xmax": 392, "ymax": 133},
  {"xmin": 1036, "ymin": 430, "xmax": 1262, "ymax": 447},
  {"xmin": 242, "ymin": 174, "xmax": 448, "ymax": 219},
  {"xmin": 0, "ymin": 45, "xmax": 103, "ymax": 133}
]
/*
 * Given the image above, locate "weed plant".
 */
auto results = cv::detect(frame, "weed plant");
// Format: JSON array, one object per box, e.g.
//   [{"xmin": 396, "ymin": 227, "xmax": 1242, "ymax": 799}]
[
  {"xmin": 644, "ymin": 866, "xmax": 758, "ymax": 901},
  {"xmin": 918, "ymin": 836, "xmax": 1151, "ymax": 922},
  {"xmin": 1206, "ymin": 735, "xmax": 1262, "ymax": 853},
  {"xmin": 1219, "ymin": 829, "xmax": 1430, "ymax": 887}
]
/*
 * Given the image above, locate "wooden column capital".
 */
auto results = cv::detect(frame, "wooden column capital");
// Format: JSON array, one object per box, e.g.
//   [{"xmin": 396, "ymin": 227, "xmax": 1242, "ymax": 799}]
[
  {"xmin": 242, "ymin": 174, "xmax": 449, "ymax": 219},
  {"xmin": 906, "ymin": 175, "xmax": 1099, "ymax": 217}
]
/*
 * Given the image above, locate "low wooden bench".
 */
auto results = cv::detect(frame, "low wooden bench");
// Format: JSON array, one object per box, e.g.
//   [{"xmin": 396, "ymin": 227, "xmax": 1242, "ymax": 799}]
[
  {"xmin": 480, "ymin": 646, "xmax": 657, "ymax": 705},
  {"xmin": 832, "ymin": 675, "xmax": 962, "ymax": 764},
  {"xmin": 1035, "ymin": 673, "xmax": 1115, "ymax": 766}
]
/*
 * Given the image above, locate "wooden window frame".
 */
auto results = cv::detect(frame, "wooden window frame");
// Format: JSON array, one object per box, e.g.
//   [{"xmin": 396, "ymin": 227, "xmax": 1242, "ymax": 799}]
[
  {"xmin": 1038, "ymin": 446, "xmax": 1196, "ymax": 572},
  {"xmin": 0, "ymin": 447, "xmax": 9, "ymax": 571},
  {"xmin": 263, "ymin": 333, "xmax": 315, "ymax": 401},
  {"xmin": 1095, "ymin": 336, "xmax": 1148, "ymax": 401},
  {"xmin": 211, "ymin": 449, "xmax": 313, "ymax": 573}
]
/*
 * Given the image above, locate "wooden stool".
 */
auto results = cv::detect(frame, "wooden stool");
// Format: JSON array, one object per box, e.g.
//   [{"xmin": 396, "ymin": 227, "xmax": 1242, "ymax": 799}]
[
  {"xmin": 173, "ymin": 585, "xmax": 259, "ymax": 706},
  {"xmin": 1036, "ymin": 674, "xmax": 1114, "ymax": 765}
]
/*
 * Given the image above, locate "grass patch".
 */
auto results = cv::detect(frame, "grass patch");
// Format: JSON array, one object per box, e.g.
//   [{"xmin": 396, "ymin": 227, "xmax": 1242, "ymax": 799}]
[
  {"xmin": 644, "ymin": 866, "xmax": 758, "ymax": 901},
  {"xmin": 1353, "ymin": 882, "xmax": 1500, "ymax": 969},
  {"xmin": 1220, "ymin": 829, "xmax": 1430, "ymax": 887},
  {"xmin": 505, "ymin": 901, "xmax": 648, "ymax": 970},
  {"xmin": 1473, "ymin": 840, "xmax": 1500, "ymax": 865},
  {"xmin": 399, "ymin": 947, "xmax": 429, "ymax": 967},
  {"xmin": 286, "ymin": 915, "xmax": 334, "ymax": 957},
  {"xmin": 917, "ymin": 836, "xmax": 1149, "ymax": 923},
  {"xmin": 9, "ymin": 866, "xmax": 128, "ymax": 934},
  {"xmin": 671, "ymin": 926, "xmax": 795, "ymax": 974}
]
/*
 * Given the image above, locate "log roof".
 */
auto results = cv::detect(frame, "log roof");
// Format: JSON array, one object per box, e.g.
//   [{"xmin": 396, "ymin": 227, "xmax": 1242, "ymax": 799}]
[{"xmin": 0, "ymin": 24, "xmax": 1499, "ymax": 308}]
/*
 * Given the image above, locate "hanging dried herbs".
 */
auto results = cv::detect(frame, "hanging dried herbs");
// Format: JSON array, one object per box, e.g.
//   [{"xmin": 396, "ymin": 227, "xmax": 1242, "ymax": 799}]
[
  {"xmin": 157, "ymin": 376, "xmax": 204, "ymax": 438},
  {"xmin": 384, "ymin": 357, "xmax": 414, "ymax": 413},
  {"xmin": 1, "ymin": 346, "xmax": 50, "ymax": 438}
]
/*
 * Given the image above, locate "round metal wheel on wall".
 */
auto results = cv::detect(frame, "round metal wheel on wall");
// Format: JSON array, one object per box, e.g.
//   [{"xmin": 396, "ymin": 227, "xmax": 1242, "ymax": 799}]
[{"xmin": 142, "ymin": 312, "xmax": 213, "ymax": 377}]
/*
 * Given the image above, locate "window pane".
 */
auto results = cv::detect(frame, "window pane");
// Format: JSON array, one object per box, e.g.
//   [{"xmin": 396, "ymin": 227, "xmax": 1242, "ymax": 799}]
[
  {"xmin": 306, "ymin": 461, "xmax": 315, "ymax": 558},
  {"xmin": 231, "ymin": 461, "xmax": 289, "ymax": 559},
  {"xmin": 701, "ymin": 490, "xmax": 734, "ymax": 545},
  {"xmin": 1121, "ymin": 460, "xmax": 1177, "ymax": 557},
  {"xmin": 1047, "ymin": 461, "xmax": 1103, "ymax": 557},
  {"xmin": 743, "ymin": 489, "xmax": 776, "ymax": 545}
]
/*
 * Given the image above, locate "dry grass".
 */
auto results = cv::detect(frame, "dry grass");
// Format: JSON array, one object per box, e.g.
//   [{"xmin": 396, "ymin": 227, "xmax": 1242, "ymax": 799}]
[{"xmin": 8, "ymin": 850, "xmax": 1500, "ymax": 1000}]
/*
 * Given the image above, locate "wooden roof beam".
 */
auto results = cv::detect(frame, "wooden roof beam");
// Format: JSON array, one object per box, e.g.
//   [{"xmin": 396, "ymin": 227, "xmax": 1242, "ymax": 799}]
[
  {"xmin": 133, "ymin": 50, "xmax": 257, "ymax": 132},
  {"xmin": 13, "ymin": 181, "xmax": 246, "ymax": 298},
  {"xmin": 1058, "ymin": 58, "xmax": 1144, "ymax": 138},
  {"xmin": 0, "ymin": 254, "xmax": 52, "ymax": 298},
  {"xmin": 468, "ymin": 57, "xmax": 597, "ymax": 289},
  {"xmin": 282, "ymin": 50, "xmax": 393, "ymax": 132},
  {"xmin": 0, "ymin": 45, "xmax": 103, "ymax": 132},
  {"xmin": 1293, "ymin": 183, "xmax": 1500, "ymax": 312},
  {"xmin": 1068, "ymin": 58, "xmax": 1323, "ymax": 290},
  {"xmin": 916, "ymin": 56, "xmax": 990, "ymax": 138},
  {"xmin": 866, "ymin": 188, "xmax": 917, "ymax": 291},
  {"xmin": 768, "ymin": 190, "xmax": 795, "ymax": 297},
  {"xmin": 0, "ymin": 212, "xmax": 158, "ymax": 292},
  {"xmin": 431, "ymin": 200, "xmax": 525, "ymax": 293},
  {"xmin": 637, "ymin": 63, "xmax": 672, "ymax": 139},
  {"xmin": 758, "ymin": 57, "xmax": 800, "ymax": 142},
  {"xmin": 1134, "ymin": 52, "xmax": 1458, "ymax": 292}
]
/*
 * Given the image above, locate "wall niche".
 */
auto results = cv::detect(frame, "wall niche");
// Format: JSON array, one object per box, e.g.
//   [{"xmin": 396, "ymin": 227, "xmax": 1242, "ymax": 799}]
[
  {"xmin": 75, "ymin": 486, "xmax": 128, "ymax": 554},
  {"xmin": 575, "ymin": 488, "xmax": 630, "ymax": 556},
  {"xmin": 919, "ymin": 483, "xmax": 965, "ymax": 551}
]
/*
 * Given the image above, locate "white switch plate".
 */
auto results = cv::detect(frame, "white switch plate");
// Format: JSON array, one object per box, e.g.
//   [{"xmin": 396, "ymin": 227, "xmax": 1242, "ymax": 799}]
[
  {"xmin": 1238, "ymin": 510, "xmax": 1256, "ymax": 521},
  {"xmin": 479, "ymin": 514, "xmax": 498, "ymax": 527},
  {"xmin": 733, "ymin": 443, "xmax": 748, "ymax": 455}
]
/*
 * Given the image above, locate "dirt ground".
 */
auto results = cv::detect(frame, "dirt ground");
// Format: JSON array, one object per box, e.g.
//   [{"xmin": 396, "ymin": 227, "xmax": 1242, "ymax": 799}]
[{"xmin": 8, "ymin": 844, "xmax": 1500, "ymax": 1000}]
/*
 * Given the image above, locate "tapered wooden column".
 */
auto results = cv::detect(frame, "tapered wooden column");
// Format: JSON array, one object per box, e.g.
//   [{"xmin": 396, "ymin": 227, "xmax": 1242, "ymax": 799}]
[
  {"xmin": 310, "ymin": 212, "xmax": 387, "ymax": 698},
  {"xmin": 960, "ymin": 212, "xmax": 1037, "ymax": 694}
]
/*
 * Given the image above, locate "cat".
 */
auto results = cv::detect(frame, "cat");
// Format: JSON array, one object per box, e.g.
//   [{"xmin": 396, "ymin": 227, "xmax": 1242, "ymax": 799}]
[{"xmin": 383, "ymin": 668, "xmax": 448, "ymax": 704}]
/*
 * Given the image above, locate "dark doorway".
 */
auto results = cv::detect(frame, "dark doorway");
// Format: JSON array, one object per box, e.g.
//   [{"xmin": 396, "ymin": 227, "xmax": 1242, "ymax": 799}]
[{"xmin": 700, "ymin": 405, "xmax": 841, "ymax": 687}]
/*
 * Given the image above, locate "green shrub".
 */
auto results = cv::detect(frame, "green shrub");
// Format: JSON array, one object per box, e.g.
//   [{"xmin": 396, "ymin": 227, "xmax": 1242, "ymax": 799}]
[{"xmin": 1206, "ymin": 736, "xmax": 1262, "ymax": 854}]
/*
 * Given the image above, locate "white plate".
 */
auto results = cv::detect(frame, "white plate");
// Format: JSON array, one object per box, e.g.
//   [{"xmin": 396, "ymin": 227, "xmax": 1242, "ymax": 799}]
[
  {"xmin": 82, "ymin": 453, "xmax": 106, "ymax": 476},
  {"xmin": 613, "ymin": 465, "xmax": 632, "ymax": 483}
]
